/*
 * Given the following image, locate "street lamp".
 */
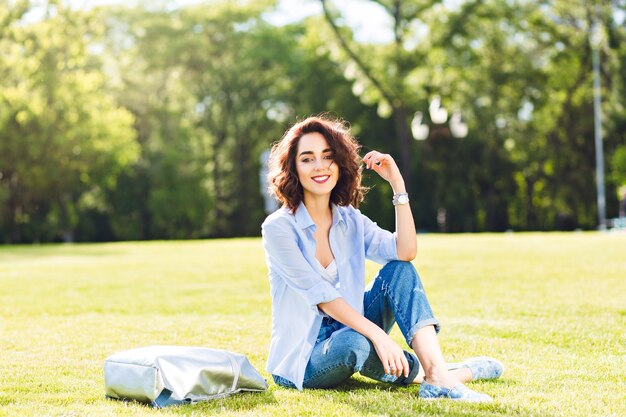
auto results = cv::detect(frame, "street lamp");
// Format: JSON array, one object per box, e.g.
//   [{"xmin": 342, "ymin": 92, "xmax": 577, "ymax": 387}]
[
  {"xmin": 591, "ymin": 6, "xmax": 607, "ymax": 230},
  {"xmin": 411, "ymin": 95, "xmax": 468, "ymax": 140},
  {"xmin": 410, "ymin": 96, "xmax": 468, "ymax": 233}
]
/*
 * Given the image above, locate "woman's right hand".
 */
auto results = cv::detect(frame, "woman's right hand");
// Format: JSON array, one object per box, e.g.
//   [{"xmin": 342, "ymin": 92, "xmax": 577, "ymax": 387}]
[
  {"xmin": 370, "ymin": 328, "xmax": 410, "ymax": 379},
  {"xmin": 318, "ymin": 298, "xmax": 410, "ymax": 379}
]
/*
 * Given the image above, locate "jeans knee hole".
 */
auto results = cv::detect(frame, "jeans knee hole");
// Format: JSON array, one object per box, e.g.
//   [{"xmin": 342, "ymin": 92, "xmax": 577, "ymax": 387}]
[{"xmin": 322, "ymin": 338, "xmax": 332, "ymax": 355}]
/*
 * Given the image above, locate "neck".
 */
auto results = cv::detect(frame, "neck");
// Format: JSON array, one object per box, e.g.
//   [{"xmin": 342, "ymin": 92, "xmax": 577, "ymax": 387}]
[{"xmin": 303, "ymin": 195, "xmax": 332, "ymax": 225}]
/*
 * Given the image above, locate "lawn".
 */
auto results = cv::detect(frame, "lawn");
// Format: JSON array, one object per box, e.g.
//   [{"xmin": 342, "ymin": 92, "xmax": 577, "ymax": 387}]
[{"xmin": 0, "ymin": 232, "xmax": 624, "ymax": 417}]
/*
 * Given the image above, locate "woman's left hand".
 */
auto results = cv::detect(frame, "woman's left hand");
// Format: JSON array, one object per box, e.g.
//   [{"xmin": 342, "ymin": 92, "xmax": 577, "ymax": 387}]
[{"xmin": 363, "ymin": 150, "xmax": 403, "ymax": 185}]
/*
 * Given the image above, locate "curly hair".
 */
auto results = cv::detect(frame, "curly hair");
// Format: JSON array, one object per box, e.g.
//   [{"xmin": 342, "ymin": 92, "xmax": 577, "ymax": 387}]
[{"xmin": 267, "ymin": 115, "xmax": 366, "ymax": 212}]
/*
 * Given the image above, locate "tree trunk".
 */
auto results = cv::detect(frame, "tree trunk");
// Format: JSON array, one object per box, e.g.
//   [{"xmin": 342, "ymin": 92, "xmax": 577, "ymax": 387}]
[
  {"xmin": 392, "ymin": 107, "xmax": 413, "ymax": 192},
  {"xmin": 57, "ymin": 195, "xmax": 75, "ymax": 243},
  {"xmin": 525, "ymin": 176, "xmax": 537, "ymax": 230}
]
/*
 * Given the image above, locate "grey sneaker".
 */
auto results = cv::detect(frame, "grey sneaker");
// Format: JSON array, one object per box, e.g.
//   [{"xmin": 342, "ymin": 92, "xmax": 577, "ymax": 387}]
[
  {"xmin": 447, "ymin": 356, "xmax": 504, "ymax": 381},
  {"xmin": 419, "ymin": 380, "xmax": 493, "ymax": 402}
]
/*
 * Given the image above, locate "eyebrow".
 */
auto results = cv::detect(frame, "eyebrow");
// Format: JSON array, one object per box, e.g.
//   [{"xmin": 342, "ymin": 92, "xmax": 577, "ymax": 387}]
[{"xmin": 298, "ymin": 148, "xmax": 333, "ymax": 157}]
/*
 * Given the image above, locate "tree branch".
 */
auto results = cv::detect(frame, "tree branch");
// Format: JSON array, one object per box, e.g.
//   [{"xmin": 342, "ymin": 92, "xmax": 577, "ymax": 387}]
[{"xmin": 319, "ymin": 0, "xmax": 396, "ymax": 105}]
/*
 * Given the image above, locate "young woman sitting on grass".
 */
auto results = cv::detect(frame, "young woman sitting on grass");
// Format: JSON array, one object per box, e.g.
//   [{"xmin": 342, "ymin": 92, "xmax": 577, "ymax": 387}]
[{"xmin": 261, "ymin": 115, "xmax": 503, "ymax": 401}]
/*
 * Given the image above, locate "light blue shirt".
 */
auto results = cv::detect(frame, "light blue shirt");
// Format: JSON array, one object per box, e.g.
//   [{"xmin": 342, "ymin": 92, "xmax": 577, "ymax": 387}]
[{"xmin": 261, "ymin": 202, "xmax": 398, "ymax": 390}]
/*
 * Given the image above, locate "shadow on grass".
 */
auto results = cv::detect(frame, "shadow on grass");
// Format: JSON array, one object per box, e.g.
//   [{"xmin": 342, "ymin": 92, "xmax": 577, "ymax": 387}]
[
  {"xmin": 302, "ymin": 378, "xmax": 549, "ymax": 417},
  {"xmin": 179, "ymin": 378, "xmax": 549, "ymax": 417},
  {"xmin": 104, "ymin": 390, "xmax": 278, "ymax": 415},
  {"xmin": 108, "ymin": 378, "xmax": 552, "ymax": 417},
  {"xmin": 164, "ymin": 391, "xmax": 277, "ymax": 415},
  {"xmin": 328, "ymin": 375, "xmax": 514, "ymax": 391}
]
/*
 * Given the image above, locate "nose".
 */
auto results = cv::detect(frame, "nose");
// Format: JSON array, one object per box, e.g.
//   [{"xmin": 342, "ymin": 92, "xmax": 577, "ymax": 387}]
[{"xmin": 313, "ymin": 159, "xmax": 325, "ymax": 170}]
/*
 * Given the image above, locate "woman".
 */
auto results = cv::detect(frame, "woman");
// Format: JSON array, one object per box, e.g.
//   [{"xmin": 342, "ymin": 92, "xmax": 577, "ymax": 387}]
[{"xmin": 262, "ymin": 116, "xmax": 502, "ymax": 401}]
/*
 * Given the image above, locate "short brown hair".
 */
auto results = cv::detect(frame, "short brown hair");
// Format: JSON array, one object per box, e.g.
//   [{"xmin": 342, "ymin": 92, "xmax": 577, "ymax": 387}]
[{"xmin": 267, "ymin": 115, "xmax": 365, "ymax": 212}]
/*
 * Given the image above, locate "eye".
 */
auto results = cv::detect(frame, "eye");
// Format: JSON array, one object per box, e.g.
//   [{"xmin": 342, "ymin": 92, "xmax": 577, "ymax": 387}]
[
  {"xmin": 323, "ymin": 154, "xmax": 334, "ymax": 160},
  {"xmin": 300, "ymin": 158, "xmax": 312, "ymax": 163}
]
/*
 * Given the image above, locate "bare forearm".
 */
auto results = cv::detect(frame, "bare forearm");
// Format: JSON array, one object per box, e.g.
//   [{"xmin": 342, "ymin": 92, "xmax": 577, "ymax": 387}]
[
  {"xmin": 318, "ymin": 298, "xmax": 385, "ymax": 340},
  {"xmin": 362, "ymin": 150, "xmax": 417, "ymax": 261},
  {"xmin": 318, "ymin": 297, "xmax": 410, "ymax": 378},
  {"xmin": 390, "ymin": 178, "xmax": 417, "ymax": 261}
]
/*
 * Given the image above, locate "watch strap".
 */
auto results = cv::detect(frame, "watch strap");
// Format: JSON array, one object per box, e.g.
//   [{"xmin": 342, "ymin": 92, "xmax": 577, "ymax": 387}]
[{"xmin": 392, "ymin": 193, "xmax": 409, "ymax": 206}]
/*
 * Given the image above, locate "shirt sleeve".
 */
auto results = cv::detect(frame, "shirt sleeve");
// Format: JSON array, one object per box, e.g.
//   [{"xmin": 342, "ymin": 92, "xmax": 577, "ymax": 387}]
[
  {"xmin": 262, "ymin": 218, "xmax": 342, "ymax": 312},
  {"xmin": 360, "ymin": 211, "xmax": 399, "ymax": 264}
]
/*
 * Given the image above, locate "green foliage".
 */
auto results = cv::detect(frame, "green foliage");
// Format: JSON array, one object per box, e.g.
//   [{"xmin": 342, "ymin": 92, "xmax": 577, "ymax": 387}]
[
  {"xmin": 611, "ymin": 145, "xmax": 626, "ymax": 187},
  {"xmin": 2, "ymin": 0, "xmax": 626, "ymax": 241},
  {"xmin": 319, "ymin": 0, "xmax": 626, "ymax": 231},
  {"xmin": 96, "ymin": 1, "xmax": 378, "ymax": 239},
  {"xmin": 0, "ymin": 1, "xmax": 137, "ymax": 243}
]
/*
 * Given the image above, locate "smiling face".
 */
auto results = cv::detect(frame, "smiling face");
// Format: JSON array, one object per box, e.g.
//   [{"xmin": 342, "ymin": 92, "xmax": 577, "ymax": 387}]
[{"xmin": 295, "ymin": 132, "xmax": 340, "ymax": 204}]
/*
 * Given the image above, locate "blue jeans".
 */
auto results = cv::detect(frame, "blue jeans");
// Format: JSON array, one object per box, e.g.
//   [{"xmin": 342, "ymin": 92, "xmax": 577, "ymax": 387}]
[{"xmin": 273, "ymin": 261, "xmax": 441, "ymax": 389}]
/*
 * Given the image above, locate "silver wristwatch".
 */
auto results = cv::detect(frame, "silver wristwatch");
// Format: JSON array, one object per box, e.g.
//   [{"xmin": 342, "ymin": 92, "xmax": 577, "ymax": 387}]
[{"xmin": 392, "ymin": 193, "xmax": 409, "ymax": 206}]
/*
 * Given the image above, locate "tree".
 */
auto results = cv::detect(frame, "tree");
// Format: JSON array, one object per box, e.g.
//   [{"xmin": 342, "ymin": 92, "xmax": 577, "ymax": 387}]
[
  {"xmin": 318, "ymin": 0, "xmax": 626, "ymax": 231},
  {"xmin": 99, "ymin": 1, "xmax": 294, "ymax": 238},
  {"xmin": 0, "ymin": 1, "xmax": 137, "ymax": 243},
  {"xmin": 317, "ymin": 0, "xmax": 521, "ymax": 230}
]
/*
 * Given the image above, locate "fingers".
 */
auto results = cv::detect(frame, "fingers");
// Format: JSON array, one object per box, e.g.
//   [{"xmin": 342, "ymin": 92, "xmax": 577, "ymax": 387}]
[
  {"xmin": 374, "ymin": 334, "xmax": 411, "ymax": 379},
  {"xmin": 401, "ymin": 354, "xmax": 410, "ymax": 378},
  {"xmin": 385, "ymin": 352, "xmax": 410, "ymax": 378},
  {"xmin": 386, "ymin": 359, "xmax": 402, "ymax": 378},
  {"xmin": 380, "ymin": 350, "xmax": 398, "ymax": 376},
  {"xmin": 390, "ymin": 358, "xmax": 402, "ymax": 378},
  {"xmin": 363, "ymin": 151, "xmax": 390, "ymax": 170}
]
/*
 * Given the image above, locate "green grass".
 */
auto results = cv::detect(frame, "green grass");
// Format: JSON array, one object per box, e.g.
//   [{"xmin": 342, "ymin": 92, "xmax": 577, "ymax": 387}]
[{"xmin": 1, "ymin": 232, "xmax": 625, "ymax": 417}]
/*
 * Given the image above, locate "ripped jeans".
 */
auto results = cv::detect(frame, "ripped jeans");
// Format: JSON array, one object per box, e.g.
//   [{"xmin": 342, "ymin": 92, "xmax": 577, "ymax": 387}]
[{"xmin": 273, "ymin": 261, "xmax": 441, "ymax": 389}]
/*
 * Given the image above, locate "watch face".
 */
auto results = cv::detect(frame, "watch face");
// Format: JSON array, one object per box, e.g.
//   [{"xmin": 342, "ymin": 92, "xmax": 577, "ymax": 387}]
[{"xmin": 396, "ymin": 194, "xmax": 409, "ymax": 204}]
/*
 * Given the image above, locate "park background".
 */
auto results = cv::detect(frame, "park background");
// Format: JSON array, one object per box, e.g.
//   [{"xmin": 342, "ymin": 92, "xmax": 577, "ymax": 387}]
[
  {"xmin": 2, "ymin": 0, "xmax": 626, "ymax": 244},
  {"xmin": 2, "ymin": 2, "xmax": 626, "ymax": 417}
]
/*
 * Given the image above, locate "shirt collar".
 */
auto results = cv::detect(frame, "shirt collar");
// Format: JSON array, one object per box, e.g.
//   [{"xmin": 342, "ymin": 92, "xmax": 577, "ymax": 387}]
[
  {"xmin": 293, "ymin": 201, "xmax": 346, "ymax": 230},
  {"xmin": 331, "ymin": 203, "xmax": 346, "ymax": 229},
  {"xmin": 294, "ymin": 201, "xmax": 315, "ymax": 230}
]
